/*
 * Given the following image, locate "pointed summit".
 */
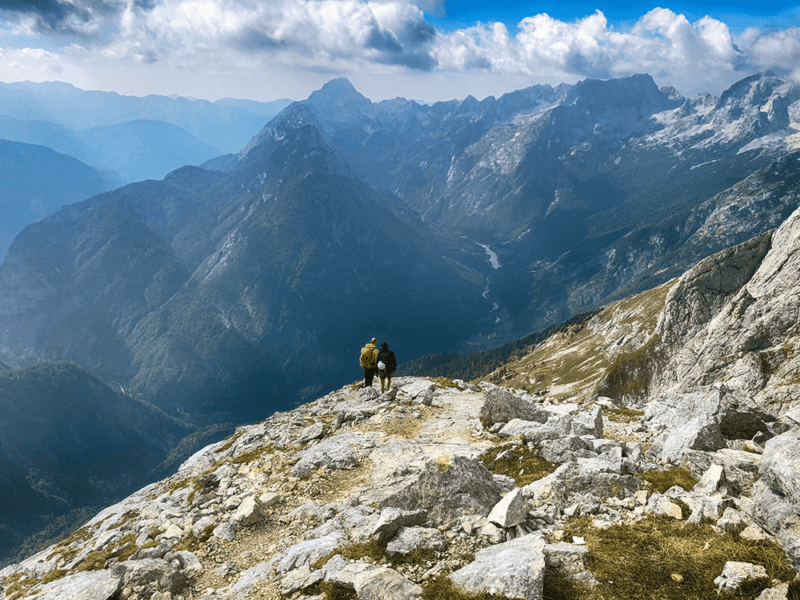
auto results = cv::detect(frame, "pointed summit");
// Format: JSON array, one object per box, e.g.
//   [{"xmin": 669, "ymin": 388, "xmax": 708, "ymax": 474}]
[{"xmin": 304, "ymin": 77, "xmax": 373, "ymax": 125}]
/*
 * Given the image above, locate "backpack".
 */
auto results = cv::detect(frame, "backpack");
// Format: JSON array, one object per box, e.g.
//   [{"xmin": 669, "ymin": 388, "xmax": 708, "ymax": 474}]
[{"xmin": 360, "ymin": 345, "xmax": 376, "ymax": 369}]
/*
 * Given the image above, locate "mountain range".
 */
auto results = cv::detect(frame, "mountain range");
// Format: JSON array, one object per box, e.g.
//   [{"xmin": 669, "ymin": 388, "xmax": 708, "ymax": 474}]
[
  {"xmin": 0, "ymin": 82, "xmax": 293, "ymax": 255},
  {"xmin": 2, "ymin": 71, "xmax": 798, "ymax": 418},
  {"xmin": 2, "ymin": 70, "xmax": 800, "ymax": 565}
]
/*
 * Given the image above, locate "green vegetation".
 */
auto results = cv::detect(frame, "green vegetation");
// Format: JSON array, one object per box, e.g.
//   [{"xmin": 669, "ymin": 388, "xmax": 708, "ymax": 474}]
[
  {"xmin": 77, "ymin": 532, "xmax": 138, "ymax": 571},
  {"xmin": 481, "ymin": 444, "xmax": 558, "ymax": 487},
  {"xmin": 639, "ymin": 467, "xmax": 698, "ymax": 494},
  {"xmin": 597, "ymin": 335, "xmax": 662, "ymax": 400},
  {"xmin": 397, "ymin": 311, "xmax": 600, "ymax": 382},
  {"xmin": 560, "ymin": 515, "xmax": 796, "ymax": 600},
  {"xmin": 422, "ymin": 575, "xmax": 516, "ymax": 599},
  {"xmin": 603, "ymin": 406, "xmax": 644, "ymax": 423},
  {"xmin": 173, "ymin": 525, "xmax": 215, "ymax": 552}
]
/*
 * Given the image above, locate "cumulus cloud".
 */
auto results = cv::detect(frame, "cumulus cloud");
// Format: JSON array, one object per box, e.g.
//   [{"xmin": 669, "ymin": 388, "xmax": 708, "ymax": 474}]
[{"xmin": 2, "ymin": 1, "xmax": 800, "ymax": 98}]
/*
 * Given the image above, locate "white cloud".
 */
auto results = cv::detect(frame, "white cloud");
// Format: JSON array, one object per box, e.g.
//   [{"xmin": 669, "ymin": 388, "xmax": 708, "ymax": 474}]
[{"xmin": 2, "ymin": 2, "xmax": 800, "ymax": 100}]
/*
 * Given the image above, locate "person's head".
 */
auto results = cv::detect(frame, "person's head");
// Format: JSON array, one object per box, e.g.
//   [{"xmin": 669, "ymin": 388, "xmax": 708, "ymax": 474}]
[
  {"xmin": 371, "ymin": 337, "xmax": 377, "ymax": 345},
  {"xmin": 381, "ymin": 342, "xmax": 389, "ymax": 350}
]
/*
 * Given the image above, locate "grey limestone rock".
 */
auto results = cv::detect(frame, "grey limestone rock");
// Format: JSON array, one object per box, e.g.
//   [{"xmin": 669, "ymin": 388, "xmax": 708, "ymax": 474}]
[
  {"xmin": 487, "ymin": 488, "xmax": 527, "ymax": 529},
  {"xmin": 714, "ymin": 561, "xmax": 769, "ymax": 593},
  {"xmin": 280, "ymin": 564, "xmax": 324, "ymax": 595},
  {"xmin": 449, "ymin": 533, "xmax": 546, "ymax": 600},
  {"xmin": 219, "ymin": 563, "xmax": 273, "ymax": 600},
  {"xmin": 28, "ymin": 570, "xmax": 121, "ymax": 600},
  {"xmin": 480, "ymin": 388, "xmax": 549, "ymax": 428},
  {"xmin": 354, "ymin": 566, "xmax": 423, "ymax": 600},
  {"xmin": 230, "ymin": 496, "xmax": 263, "ymax": 526},
  {"xmin": 759, "ymin": 430, "xmax": 800, "ymax": 513},
  {"xmin": 111, "ymin": 558, "xmax": 184, "ymax": 594},
  {"xmin": 291, "ymin": 432, "xmax": 377, "ymax": 478},
  {"xmin": 271, "ymin": 531, "xmax": 347, "ymax": 573},
  {"xmin": 372, "ymin": 507, "xmax": 428, "ymax": 544},
  {"xmin": 213, "ymin": 523, "xmax": 236, "ymax": 541},
  {"xmin": 371, "ymin": 455, "xmax": 503, "ymax": 526},
  {"xmin": 298, "ymin": 422, "xmax": 325, "ymax": 444},
  {"xmin": 322, "ymin": 555, "xmax": 374, "ymax": 589},
  {"xmin": 751, "ymin": 480, "xmax": 800, "ymax": 573},
  {"xmin": 385, "ymin": 526, "xmax": 447, "ymax": 556}
]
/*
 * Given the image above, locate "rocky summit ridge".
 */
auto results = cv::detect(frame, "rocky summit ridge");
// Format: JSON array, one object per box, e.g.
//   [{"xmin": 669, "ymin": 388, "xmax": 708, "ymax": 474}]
[{"xmin": 4, "ymin": 205, "xmax": 800, "ymax": 599}]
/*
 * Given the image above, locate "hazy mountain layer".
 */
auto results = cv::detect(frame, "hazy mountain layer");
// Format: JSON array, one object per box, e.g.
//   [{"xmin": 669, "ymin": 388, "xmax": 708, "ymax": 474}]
[
  {"xmin": 0, "ymin": 81, "xmax": 285, "ymax": 154},
  {"xmin": 0, "ymin": 361, "xmax": 193, "ymax": 563},
  {"xmin": 0, "ymin": 140, "xmax": 123, "ymax": 257},
  {"xmin": 0, "ymin": 106, "xmax": 489, "ymax": 424}
]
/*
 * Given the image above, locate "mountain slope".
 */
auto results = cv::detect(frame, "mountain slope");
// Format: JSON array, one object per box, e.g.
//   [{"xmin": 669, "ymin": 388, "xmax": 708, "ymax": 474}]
[
  {"xmin": 0, "ymin": 140, "xmax": 123, "ymax": 257},
  {"xmin": 0, "ymin": 106, "xmax": 489, "ymax": 423},
  {"xmin": 0, "ymin": 361, "xmax": 193, "ymax": 563}
]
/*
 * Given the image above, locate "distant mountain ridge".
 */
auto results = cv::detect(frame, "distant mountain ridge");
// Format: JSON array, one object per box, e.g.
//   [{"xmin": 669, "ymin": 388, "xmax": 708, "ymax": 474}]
[
  {"xmin": 0, "ymin": 81, "xmax": 290, "ymax": 153},
  {"xmin": 0, "ymin": 140, "xmax": 123, "ymax": 257},
  {"xmin": 2, "ymin": 70, "xmax": 800, "ymax": 423}
]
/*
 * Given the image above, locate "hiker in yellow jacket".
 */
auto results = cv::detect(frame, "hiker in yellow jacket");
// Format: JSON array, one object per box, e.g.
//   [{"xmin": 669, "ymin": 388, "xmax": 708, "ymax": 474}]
[{"xmin": 359, "ymin": 337, "xmax": 379, "ymax": 388}]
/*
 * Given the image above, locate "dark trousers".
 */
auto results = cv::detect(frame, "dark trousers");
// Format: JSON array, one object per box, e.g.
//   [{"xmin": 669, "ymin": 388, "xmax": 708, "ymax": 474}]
[{"xmin": 364, "ymin": 367, "xmax": 377, "ymax": 387}]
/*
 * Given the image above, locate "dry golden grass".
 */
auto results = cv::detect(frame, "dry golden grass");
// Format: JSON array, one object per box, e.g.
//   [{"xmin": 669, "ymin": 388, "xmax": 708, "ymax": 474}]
[
  {"xmin": 480, "ymin": 443, "xmax": 558, "ymax": 487},
  {"xmin": 559, "ymin": 515, "xmax": 796, "ymax": 600}
]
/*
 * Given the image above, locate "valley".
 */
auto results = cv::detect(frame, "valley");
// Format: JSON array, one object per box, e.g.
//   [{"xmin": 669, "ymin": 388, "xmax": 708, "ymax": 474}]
[{"xmin": 1, "ymin": 70, "xmax": 800, "ymax": 570}]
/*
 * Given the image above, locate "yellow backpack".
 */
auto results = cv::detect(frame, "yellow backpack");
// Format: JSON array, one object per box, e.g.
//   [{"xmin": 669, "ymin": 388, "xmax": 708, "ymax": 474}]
[{"xmin": 360, "ymin": 345, "xmax": 376, "ymax": 368}]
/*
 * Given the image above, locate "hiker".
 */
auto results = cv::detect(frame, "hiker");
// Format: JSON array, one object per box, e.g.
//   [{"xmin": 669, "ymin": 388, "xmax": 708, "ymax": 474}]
[
  {"xmin": 359, "ymin": 337, "xmax": 379, "ymax": 388},
  {"xmin": 376, "ymin": 341, "xmax": 397, "ymax": 393}
]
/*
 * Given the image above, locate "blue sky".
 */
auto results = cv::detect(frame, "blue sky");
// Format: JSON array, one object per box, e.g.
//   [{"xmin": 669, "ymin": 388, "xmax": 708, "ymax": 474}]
[{"xmin": 0, "ymin": 0, "xmax": 798, "ymax": 102}]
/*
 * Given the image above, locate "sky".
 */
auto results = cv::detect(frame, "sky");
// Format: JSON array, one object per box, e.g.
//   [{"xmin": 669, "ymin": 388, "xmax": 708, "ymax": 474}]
[{"xmin": 0, "ymin": 0, "xmax": 798, "ymax": 103}]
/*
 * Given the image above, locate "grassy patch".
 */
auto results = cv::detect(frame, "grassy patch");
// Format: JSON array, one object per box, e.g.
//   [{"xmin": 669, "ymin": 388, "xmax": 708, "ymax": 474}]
[
  {"xmin": 311, "ymin": 540, "xmax": 388, "ymax": 570},
  {"xmin": 562, "ymin": 515, "xmax": 795, "ymax": 600},
  {"xmin": 597, "ymin": 335, "xmax": 662, "ymax": 400},
  {"xmin": 41, "ymin": 569, "xmax": 69, "ymax": 585},
  {"xmin": 3, "ymin": 573, "xmax": 38, "ymax": 600},
  {"xmin": 604, "ymin": 406, "xmax": 644, "ymax": 423},
  {"xmin": 480, "ymin": 444, "xmax": 558, "ymax": 487},
  {"xmin": 421, "ymin": 575, "xmax": 516, "ymax": 599},
  {"xmin": 77, "ymin": 532, "xmax": 138, "ymax": 572},
  {"xmin": 228, "ymin": 444, "xmax": 274, "ymax": 465},
  {"xmin": 173, "ymin": 525, "xmax": 215, "ymax": 553},
  {"xmin": 542, "ymin": 569, "xmax": 594, "ymax": 600},
  {"xmin": 639, "ymin": 467, "xmax": 698, "ymax": 494},
  {"xmin": 305, "ymin": 581, "xmax": 358, "ymax": 599}
]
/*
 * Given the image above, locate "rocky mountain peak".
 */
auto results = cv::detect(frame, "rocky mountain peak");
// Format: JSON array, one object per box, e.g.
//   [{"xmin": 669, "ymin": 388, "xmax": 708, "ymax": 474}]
[
  {"xmin": 238, "ymin": 102, "xmax": 329, "ymax": 158},
  {"xmin": 304, "ymin": 77, "xmax": 373, "ymax": 125},
  {"xmin": 564, "ymin": 73, "xmax": 679, "ymax": 115}
]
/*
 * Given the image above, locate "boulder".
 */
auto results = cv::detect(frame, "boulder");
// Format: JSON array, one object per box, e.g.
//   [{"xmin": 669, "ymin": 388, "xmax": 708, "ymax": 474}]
[
  {"xmin": 280, "ymin": 564, "xmax": 324, "ymax": 595},
  {"xmin": 370, "ymin": 455, "xmax": 503, "ymax": 525},
  {"xmin": 372, "ymin": 508, "xmax": 428, "ymax": 544},
  {"xmin": 480, "ymin": 388, "xmax": 549, "ymax": 428},
  {"xmin": 386, "ymin": 527, "xmax": 447, "ymax": 557},
  {"xmin": 449, "ymin": 533, "xmax": 546, "ymax": 599},
  {"xmin": 487, "ymin": 488, "xmax": 527, "ymax": 529},
  {"xmin": 298, "ymin": 422, "xmax": 325, "ymax": 444},
  {"xmin": 291, "ymin": 432, "xmax": 376, "ymax": 478},
  {"xmin": 231, "ymin": 496, "xmax": 263, "ymax": 527},
  {"xmin": 271, "ymin": 532, "xmax": 347, "ymax": 573},
  {"xmin": 354, "ymin": 566, "xmax": 423, "ymax": 600},
  {"xmin": 111, "ymin": 559, "xmax": 184, "ymax": 594},
  {"xmin": 28, "ymin": 571, "xmax": 121, "ymax": 600},
  {"xmin": 714, "ymin": 561, "xmax": 769, "ymax": 593},
  {"xmin": 322, "ymin": 556, "xmax": 374, "ymax": 590}
]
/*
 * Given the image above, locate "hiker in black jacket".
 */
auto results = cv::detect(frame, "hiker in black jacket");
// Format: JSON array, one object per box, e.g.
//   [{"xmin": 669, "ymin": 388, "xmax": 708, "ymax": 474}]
[{"xmin": 376, "ymin": 342, "xmax": 397, "ymax": 393}]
